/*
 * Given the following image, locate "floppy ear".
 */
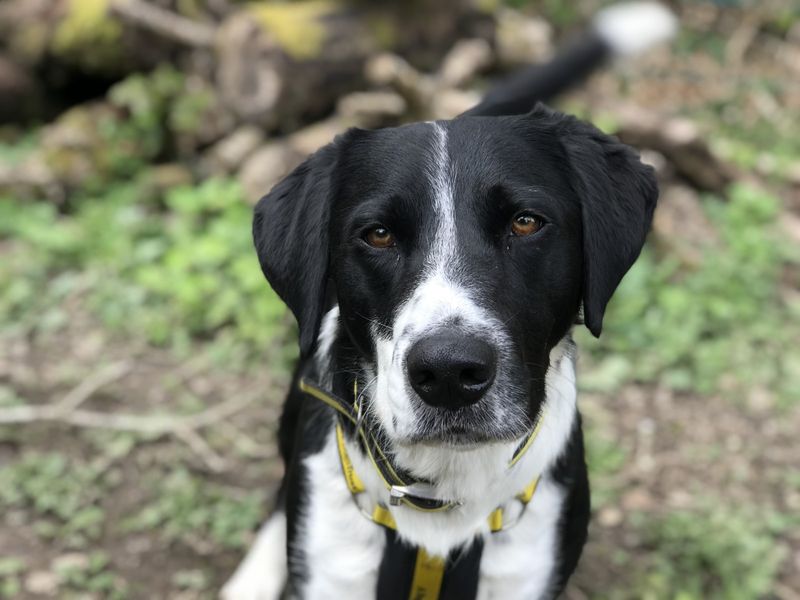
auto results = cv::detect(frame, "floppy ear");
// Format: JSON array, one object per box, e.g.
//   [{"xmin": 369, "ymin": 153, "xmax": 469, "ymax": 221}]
[
  {"xmin": 253, "ymin": 143, "xmax": 339, "ymax": 357},
  {"xmin": 558, "ymin": 110, "xmax": 658, "ymax": 337}
]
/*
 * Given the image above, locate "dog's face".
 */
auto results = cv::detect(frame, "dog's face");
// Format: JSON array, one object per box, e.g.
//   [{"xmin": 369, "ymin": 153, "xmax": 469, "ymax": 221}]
[{"xmin": 254, "ymin": 107, "xmax": 657, "ymax": 446}]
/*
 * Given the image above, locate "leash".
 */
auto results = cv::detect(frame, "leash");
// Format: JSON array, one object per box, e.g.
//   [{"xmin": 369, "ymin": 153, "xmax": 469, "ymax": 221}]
[{"xmin": 298, "ymin": 378, "xmax": 546, "ymax": 600}]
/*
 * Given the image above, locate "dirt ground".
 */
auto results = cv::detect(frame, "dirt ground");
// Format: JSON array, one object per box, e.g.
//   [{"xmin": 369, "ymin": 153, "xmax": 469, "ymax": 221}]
[
  {"xmin": 2, "ymin": 308, "xmax": 799, "ymax": 598},
  {"xmin": 2, "ymin": 1, "xmax": 800, "ymax": 599}
]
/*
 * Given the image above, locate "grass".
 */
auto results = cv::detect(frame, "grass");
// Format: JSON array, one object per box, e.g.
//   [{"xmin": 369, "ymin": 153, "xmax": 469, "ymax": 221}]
[
  {"xmin": 123, "ymin": 467, "xmax": 264, "ymax": 550},
  {"xmin": 632, "ymin": 504, "xmax": 791, "ymax": 600},
  {"xmin": 579, "ymin": 183, "xmax": 800, "ymax": 406},
  {"xmin": 1, "ymin": 53, "xmax": 799, "ymax": 597},
  {"xmin": 0, "ymin": 453, "xmax": 112, "ymax": 549},
  {"xmin": 0, "ymin": 176, "xmax": 292, "ymax": 369}
]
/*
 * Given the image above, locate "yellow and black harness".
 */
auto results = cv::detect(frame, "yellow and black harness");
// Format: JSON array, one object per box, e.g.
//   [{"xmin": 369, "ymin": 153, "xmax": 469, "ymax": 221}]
[{"xmin": 298, "ymin": 379, "xmax": 546, "ymax": 600}]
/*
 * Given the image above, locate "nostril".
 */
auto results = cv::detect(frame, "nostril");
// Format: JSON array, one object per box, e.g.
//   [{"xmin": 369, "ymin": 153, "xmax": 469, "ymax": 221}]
[
  {"xmin": 459, "ymin": 367, "xmax": 489, "ymax": 388},
  {"xmin": 412, "ymin": 369, "xmax": 436, "ymax": 387}
]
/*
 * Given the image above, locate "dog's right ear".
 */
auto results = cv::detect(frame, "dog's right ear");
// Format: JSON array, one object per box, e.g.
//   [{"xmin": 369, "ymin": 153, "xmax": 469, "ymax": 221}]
[{"xmin": 253, "ymin": 143, "xmax": 339, "ymax": 358}]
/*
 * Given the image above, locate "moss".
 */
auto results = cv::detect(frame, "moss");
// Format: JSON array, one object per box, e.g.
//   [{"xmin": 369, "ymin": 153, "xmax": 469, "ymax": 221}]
[
  {"xmin": 176, "ymin": 0, "xmax": 204, "ymax": 19},
  {"xmin": 52, "ymin": 0, "xmax": 123, "ymax": 71},
  {"xmin": 475, "ymin": 0, "xmax": 501, "ymax": 13},
  {"xmin": 367, "ymin": 15, "xmax": 396, "ymax": 50},
  {"xmin": 248, "ymin": 1, "xmax": 334, "ymax": 60}
]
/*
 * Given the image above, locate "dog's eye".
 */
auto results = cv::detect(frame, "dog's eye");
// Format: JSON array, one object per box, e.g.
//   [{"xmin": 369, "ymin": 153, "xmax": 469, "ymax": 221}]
[
  {"xmin": 364, "ymin": 226, "xmax": 396, "ymax": 249},
  {"xmin": 511, "ymin": 213, "xmax": 544, "ymax": 237}
]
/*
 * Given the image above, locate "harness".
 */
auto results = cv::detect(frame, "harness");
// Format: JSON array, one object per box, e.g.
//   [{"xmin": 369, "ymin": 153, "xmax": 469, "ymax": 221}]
[{"xmin": 298, "ymin": 379, "xmax": 546, "ymax": 600}]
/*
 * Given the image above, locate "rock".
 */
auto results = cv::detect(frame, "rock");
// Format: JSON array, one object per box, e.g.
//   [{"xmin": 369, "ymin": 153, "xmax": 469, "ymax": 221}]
[
  {"xmin": 652, "ymin": 184, "xmax": 719, "ymax": 267},
  {"xmin": 495, "ymin": 9, "xmax": 553, "ymax": 69},
  {"xmin": 238, "ymin": 143, "xmax": 302, "ymax": 203},
  {"xmin": 439, "ymin": 38, "xmax": 492, "ymax": 88},
  {"xmin": 25, "ymin": 570, "xmax": 59, "ymax": 596},
  {"xmin": 366, "ymin": 53, "xmax": 435, "ymax": 117},
  {"xmin": 336, "ymin": 91, "xmax": 407, "ymax": 128},
  {"xmin": 616, "ymin": 106, "xmax": 737, "ymax": 192},
  {"xmin": 287, "ymin": 119, "xmax": 342, "ymax": 156},
  {"xmin": 638, "ymin": 149, "xmax": 671, "ymax": 179},
  {"xmin": 52, "ymin": 552, "xmax": 90, "ymax": 573},
  {"xmin": 597, "ymin": 506, "xmax": 624, "ymax": 528},
  {"xmin": 201, "ymin": 125, "xmax": 265, "ymax": 176},
  {"xmin": 431, "ymin": 89, "xmax": 482, "ymax": 120}
]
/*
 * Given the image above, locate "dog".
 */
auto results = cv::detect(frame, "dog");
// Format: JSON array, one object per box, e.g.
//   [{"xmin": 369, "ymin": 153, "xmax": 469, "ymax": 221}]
[{"xmin": 223, "ymin": 3, "xmax": 676, "ymax": 599}]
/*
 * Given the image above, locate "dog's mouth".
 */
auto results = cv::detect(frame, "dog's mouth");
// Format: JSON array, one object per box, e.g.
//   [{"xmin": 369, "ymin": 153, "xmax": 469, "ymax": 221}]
[{"xmin": 396, "ymin": 398, "xmax": 533, "ymax": 447}]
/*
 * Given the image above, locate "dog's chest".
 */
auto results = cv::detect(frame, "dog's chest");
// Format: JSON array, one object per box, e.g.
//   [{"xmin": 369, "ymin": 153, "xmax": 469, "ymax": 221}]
[{"xmin": 296, "ymin": 434, "xmax": 565, "ymax": 600}]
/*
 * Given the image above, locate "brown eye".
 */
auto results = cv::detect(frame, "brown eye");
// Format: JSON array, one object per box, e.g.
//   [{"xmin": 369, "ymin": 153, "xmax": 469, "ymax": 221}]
[
  {"xmin": 511, "ymin": 213, "xmax": 543, "ymax": 237},
  {"xmin": 365, "ymin": 226, "xmax": 396, "ymax": 249}
]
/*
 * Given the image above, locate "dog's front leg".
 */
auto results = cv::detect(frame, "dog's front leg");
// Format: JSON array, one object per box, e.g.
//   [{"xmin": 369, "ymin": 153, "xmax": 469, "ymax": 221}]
[{"xmin": 221, "ymin": 510, "xmax": 288, "ymax": 600}]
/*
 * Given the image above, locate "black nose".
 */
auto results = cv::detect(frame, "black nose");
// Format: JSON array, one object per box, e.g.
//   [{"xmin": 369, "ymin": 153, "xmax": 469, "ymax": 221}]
[{"xmin": 406, "ymin": 333, "xmax": 496, "ymax": 409}]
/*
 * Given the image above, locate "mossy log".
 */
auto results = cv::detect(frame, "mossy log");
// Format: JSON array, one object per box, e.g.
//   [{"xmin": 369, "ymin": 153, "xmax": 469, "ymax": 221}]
[
  {"xmin": 213, "ymin": 1, "xmax": 495, "ymax": 131},
  {"xmin": 0, "ymin": 0, "xmax": 495, "ymax": 127}
]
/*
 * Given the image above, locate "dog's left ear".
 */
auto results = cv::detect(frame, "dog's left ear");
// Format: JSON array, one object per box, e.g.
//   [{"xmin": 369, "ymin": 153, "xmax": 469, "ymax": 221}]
[
  {"xmin": 557, "ymin": 110, "xmax": 658, "ymax": 337},
  {"xmin": 253, "ymin": 142, "xmax": 340, "ymax": 357}
]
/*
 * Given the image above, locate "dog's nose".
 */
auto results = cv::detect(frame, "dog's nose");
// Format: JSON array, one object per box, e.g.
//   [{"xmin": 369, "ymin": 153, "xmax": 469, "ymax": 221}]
[{"xmin": 406, "ymin": 333, "xmax": 496, "ymax": 409}]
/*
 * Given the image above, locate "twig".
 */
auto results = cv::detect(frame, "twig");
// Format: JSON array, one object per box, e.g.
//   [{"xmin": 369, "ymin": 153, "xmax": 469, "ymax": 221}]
[
  {"xmin": 56, "ymin": 360, "xmax": 132, "ymax": 413},
  {"xmin": 216, "ymin": 421, "xmax": 277, "ymax": 459},
  {"xmin": 0, "ymin": 382, "xmax": 260, "ymax": 471},
  {"xmin": 110, "ymin": 0, "xmax": 216, "ymax": 48},
  {"xmin": 175, "ymin": 427, "xmax": 228, "ymax": 472}
]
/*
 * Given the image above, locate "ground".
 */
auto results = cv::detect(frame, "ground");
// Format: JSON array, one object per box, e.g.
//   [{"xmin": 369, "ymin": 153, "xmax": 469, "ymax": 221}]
[{"xmin": 1, "ymin": 1, "xmax": 800, "ymax": 598}]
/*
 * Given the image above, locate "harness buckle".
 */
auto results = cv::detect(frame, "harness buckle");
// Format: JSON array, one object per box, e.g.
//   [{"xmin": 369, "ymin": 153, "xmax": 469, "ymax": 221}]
[{"xmin": 389, "ymin": 483, "xmax": 458, "ymax": 507}]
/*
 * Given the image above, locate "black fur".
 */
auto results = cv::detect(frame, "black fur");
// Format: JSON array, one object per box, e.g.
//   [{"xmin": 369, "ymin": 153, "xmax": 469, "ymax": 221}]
[
  {"xmin": 254, "ymin": 105, "xmax": 655, "ymax": 597},
  {"xmin": 252, "ymin": 59, "xmax": 661, "ymax": 595},
  {"xmin": 463, "ymin": 33, "xmax": 611, "ymax": 118},
  {"xmin": 253, "ymin": 142, "xmax": 341, "ymax": 357}
]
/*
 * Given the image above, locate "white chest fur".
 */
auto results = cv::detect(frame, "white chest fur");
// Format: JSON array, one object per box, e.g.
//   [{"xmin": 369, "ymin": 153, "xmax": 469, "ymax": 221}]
[{"xmin": 297, "ymin": 430, "xmax": 566, "ymax": 600}]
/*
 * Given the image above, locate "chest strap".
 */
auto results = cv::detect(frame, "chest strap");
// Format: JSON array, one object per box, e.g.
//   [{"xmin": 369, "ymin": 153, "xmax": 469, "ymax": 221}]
[
  {"xmin": 300, "ymin": 379, "xmax": 545, "ymax": 600},
  {"xmin": 336, "ymin": 424, "xmax": 540, "ymax": 600}
]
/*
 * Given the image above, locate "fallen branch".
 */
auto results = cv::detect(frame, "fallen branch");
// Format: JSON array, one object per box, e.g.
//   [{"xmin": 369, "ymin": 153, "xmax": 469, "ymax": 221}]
[
  {"xmin": 57, "ymin": 360, "xmax": 133, "ymax": 413},
  {"xmin": 614, "ymin": 105, "xmax": 737, "ymax": 193},
  {"xmin": 0, "ymin": 381, "xmax": 259, "ymax": 472},
  {"xmin": 109, "ymin": 0, "xmax": 216, "ymax": 48},
  {"xmin": 0, "ymin": 393, "xmax": 253, "ymax": 430},
  {"xmin": 175, "ymin": 427, "xmax": 229, "ymax": 473}
]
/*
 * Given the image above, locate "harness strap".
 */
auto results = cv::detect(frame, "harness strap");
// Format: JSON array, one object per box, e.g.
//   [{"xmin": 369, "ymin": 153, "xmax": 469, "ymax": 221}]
[
  {"xmin": 377, "ymin": 529, "xmax": 484, "ymax": 600},
  {"xmin": 410, "ymin": 548, "xmax": 445, "ymax": 599},
  {"xmin": 300, "ymin": 379, "xmax": 453, "ymax": 512},
  {"xmin": 305, "ymin": 379, "xmax": 545, "ymax": 600},
  {"xmin": 336, "ymin": 422, "xmax": 539, "ymax": 533},
  {"xmin": 300, "ymin": 378, "xmax": 545, "ymax": 514}
]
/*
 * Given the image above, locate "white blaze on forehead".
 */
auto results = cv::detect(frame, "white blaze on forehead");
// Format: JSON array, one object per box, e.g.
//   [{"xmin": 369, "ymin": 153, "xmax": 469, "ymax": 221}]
[
  {"xmin": 425, "ymin": 122, "xmax": 457, "ymax": 275},
  {"xmin": 393, "ymin": 121, "xmax": 486, "ymax": 342}
]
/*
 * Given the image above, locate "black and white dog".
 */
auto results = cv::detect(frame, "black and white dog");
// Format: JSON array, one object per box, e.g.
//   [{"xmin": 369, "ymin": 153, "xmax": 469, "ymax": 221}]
[{"xmin": 223, "ymin": 4, "xmax": 675, "ymax": 599}]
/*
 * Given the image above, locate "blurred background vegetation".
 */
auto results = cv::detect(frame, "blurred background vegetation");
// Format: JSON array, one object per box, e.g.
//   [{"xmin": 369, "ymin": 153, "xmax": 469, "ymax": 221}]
[{"xmin": 0, "ymin": 0, "xmax": 798, "ymax": 598}]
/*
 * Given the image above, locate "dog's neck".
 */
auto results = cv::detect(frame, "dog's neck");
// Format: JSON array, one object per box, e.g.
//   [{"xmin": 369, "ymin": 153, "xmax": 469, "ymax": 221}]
[{"xmin": 309, "ymin": 306, "xmax": 579, "ymax": 553}]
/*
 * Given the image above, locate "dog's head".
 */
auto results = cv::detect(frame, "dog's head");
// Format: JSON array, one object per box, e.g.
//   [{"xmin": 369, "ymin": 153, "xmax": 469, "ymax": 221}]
[{"xmin": 254, "ymin": 106, "xmax": 657, "ymax": 446}]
